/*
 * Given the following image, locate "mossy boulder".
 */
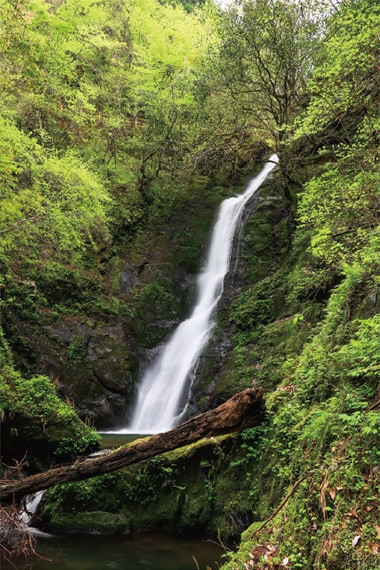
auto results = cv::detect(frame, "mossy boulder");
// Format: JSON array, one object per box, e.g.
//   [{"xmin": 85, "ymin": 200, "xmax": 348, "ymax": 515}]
[
  {"xmin": 39, "ymin": 432, "xmax": 266, "ymax": 543},
  {"xmin": 44, "ymin": 511, "xmax": 130, "ymax": 535},
  {"xmin": 14, "ymin": 315, "xmax": 139, "ymax": 428},
  {"xmin": 0, "ymin": 369, "xmax": 100, "ymax": 471}
]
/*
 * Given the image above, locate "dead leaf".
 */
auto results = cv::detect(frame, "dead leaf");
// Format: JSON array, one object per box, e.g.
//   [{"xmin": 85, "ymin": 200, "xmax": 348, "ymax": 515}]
[
  {"xmin": 329, "ymin": 487, "xmax": 336, "ymax": 500},
  {"xmin": 352, "ymin": 535, "xmax": 361, "ymax": 547},
  {"xmin": 322, "ymin": 538, "xmax": 334, "ymax": 555},
  {"xmin": 281, "ymin": 557, "xmax": 289, "ymax": 566},
  {"xmin": 376, "ymin": 525, "xmax": 380, "ymax": 539}
]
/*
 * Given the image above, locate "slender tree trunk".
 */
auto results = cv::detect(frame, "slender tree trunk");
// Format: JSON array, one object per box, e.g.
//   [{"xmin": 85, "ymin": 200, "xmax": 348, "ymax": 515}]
[{"xmin": 0, "ymin": 388, "xmax": 264, "ymax": 503}]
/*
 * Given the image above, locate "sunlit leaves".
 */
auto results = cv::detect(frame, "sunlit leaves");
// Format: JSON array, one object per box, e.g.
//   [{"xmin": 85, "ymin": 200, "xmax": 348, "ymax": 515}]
[
  {"xmin": 294, "ymin": 0, "xmax": 380, "ymax": 137},
  {"xmin": 39, "ymin": 152, "xmax": 111, "ymax": 250},
  {"xmin": 216, "ymin": 0, "xmax": 328, "ymax": 144},
  {"xmin": 0, "ymin": 118, "xmax": 111, "ymax": 268},
  {"xmin": 298, "ymin": 157, "xmax": 380, "ymax": 266},
  {"xmin": 293, "ymin": 0, "xmax": 380, "ymax": 269}
]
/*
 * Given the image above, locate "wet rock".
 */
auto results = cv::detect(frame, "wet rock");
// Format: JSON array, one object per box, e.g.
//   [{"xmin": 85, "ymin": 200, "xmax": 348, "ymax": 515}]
[
  {"xmin": 25, "ymin": 317, "xmax": 138, "ymax": 428},
  {"xmin": 119, "ymin": 269, "xmax": 140, "ymax": 292},
  {"xmin": 44, "ymin": 512, "xmax": 130, "ymax": 535}
]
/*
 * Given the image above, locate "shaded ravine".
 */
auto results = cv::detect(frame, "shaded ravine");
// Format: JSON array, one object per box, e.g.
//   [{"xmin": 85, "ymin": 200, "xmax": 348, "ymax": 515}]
[{"xmin": 110, "ymin": 155, "xmax": 278, "ymax": 435}]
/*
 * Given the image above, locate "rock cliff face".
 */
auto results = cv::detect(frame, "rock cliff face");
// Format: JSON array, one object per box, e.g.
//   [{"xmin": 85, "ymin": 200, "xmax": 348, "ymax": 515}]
[
  {"xmin": 5, "ymin": 263, "xmax": 192, "ymax": 428},
  {"xmin": 4, "ymin": 181, "xmax": 221, "ymax": 427},
  {"xmin": 30, "ymin": 318, "xmax": 137, "ymax": 428}
]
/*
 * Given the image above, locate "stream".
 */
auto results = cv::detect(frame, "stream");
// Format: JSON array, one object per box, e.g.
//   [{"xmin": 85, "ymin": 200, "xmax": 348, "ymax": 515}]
[{"xmin": 8, "ymin": 531, "xmax": 224, "ymax": 569}]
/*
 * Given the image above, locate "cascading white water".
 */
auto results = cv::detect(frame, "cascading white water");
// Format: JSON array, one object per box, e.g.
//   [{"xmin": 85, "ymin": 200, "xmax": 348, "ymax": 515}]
[
  {"xmin": 19, "ymin": 491, "xmax": 52, "ymax": 537},
  {"xmin": 19, "ymin": 491, "xmax": 45, "ymax": 527},
  {"xmin": 113, "ymin": 155, "xmax": 278, "ymax": 434}
]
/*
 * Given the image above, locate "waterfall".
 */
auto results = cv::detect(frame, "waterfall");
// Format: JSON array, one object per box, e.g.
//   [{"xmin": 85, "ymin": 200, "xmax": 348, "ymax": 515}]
[
  {"xmin": 19, "ymin": 491, "xmax": 45, "ymax": 527},
  {"xmin": 113, "ymin": 155, "xmax": 278, "ymax": 434},
  {"xmin": 19, "ymin": 490, "xmax": 52, "ymax": 537}
]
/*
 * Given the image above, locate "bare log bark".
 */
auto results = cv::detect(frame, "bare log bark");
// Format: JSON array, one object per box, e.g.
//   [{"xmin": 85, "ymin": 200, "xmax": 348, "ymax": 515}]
[{"xmin": 0, "ymin": 388, "xmax": 264, "ymax": 503}]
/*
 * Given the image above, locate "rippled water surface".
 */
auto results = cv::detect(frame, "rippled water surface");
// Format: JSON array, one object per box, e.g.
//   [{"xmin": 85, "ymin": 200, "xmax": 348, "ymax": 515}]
[{"xmin": 7, "ymin": 531, "xmax": 224, "ymax": 569}]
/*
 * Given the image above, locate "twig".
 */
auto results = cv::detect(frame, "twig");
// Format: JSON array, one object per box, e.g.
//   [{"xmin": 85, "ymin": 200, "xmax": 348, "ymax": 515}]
[
  {"xmin": 249, "ymin": 470, "xmax": 316, "ymax": 538},
  {"xmin": 367, "ymin": 398, "xmax": 380, "ymax": 412}
]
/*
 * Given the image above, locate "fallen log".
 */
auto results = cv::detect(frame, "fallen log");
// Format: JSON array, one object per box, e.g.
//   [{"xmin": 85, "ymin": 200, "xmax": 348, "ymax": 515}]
[{"xmin": 0, "ymin": 388, "xmax": 264, "ymax": 503}]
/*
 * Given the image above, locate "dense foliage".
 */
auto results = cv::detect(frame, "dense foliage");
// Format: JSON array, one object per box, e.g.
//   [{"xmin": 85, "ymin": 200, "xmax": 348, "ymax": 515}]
[
  {"xmin": 0, "ymin": 0, "xmax": 379, "ymax": 569},
  {"xmin": 220, "ymin": 1, "xmax": 380, "ymax": 568}
]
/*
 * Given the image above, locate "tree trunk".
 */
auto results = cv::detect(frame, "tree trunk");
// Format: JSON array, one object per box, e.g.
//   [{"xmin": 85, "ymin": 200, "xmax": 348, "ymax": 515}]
[{"xmin": 0, "ymin": 388, "xmax": 264, "ymax": 503}]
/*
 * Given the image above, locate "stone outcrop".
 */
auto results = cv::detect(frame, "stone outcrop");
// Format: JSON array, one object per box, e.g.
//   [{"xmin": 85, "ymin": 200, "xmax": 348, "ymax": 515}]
[{"xmin": 24, "ymin": 316, "xmax": 138, "ymax": 428}]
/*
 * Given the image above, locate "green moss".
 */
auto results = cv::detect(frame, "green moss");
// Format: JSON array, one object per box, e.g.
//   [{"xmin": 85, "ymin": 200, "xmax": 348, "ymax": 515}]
[
  {"xmin": 40, "ymin": 434, "xmax": 262, "ymax": 541},
  {"xmin": 48, "ymin": 511, "xmax": 130, "ymax": 535},
  {"xmin": 241, "ymin": 193, "xmax": 293, "ymax": 284},
  {"xmin": 218, "ymin": 272, "xmax": 380, "ymax": 568},
  {"xmin": 0, "ymin": 368, "xmax": 100, "ymax": 468}
]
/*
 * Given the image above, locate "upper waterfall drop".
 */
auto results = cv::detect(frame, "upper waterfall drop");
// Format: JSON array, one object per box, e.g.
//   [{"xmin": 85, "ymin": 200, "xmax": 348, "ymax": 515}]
[{"xmin": 116, "ymin": 154, "xmax": 279, "ymax": 435}]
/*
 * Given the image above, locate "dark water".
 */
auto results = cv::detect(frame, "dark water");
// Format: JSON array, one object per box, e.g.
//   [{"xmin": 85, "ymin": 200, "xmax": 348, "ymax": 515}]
[
  {"xmin": 98, "ymin": 433, "xmax": 141, "ymax": 449},
  {"xmin": 5, "ymin": 531, "xmax": 225, "ymax": 569}
]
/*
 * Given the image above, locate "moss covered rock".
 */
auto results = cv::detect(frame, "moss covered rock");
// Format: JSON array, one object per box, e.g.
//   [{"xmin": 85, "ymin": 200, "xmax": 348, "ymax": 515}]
[
  {"xmin": 44, "ymin": 511, "xmax": 130, "ymax": 535},
  {"xmin": 39, "ymin": 433, "xmax": 266, "ymax": 543},
  {"xmin": 0, "ymin": 368, "xmax": 100, "ymax": 471}
]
